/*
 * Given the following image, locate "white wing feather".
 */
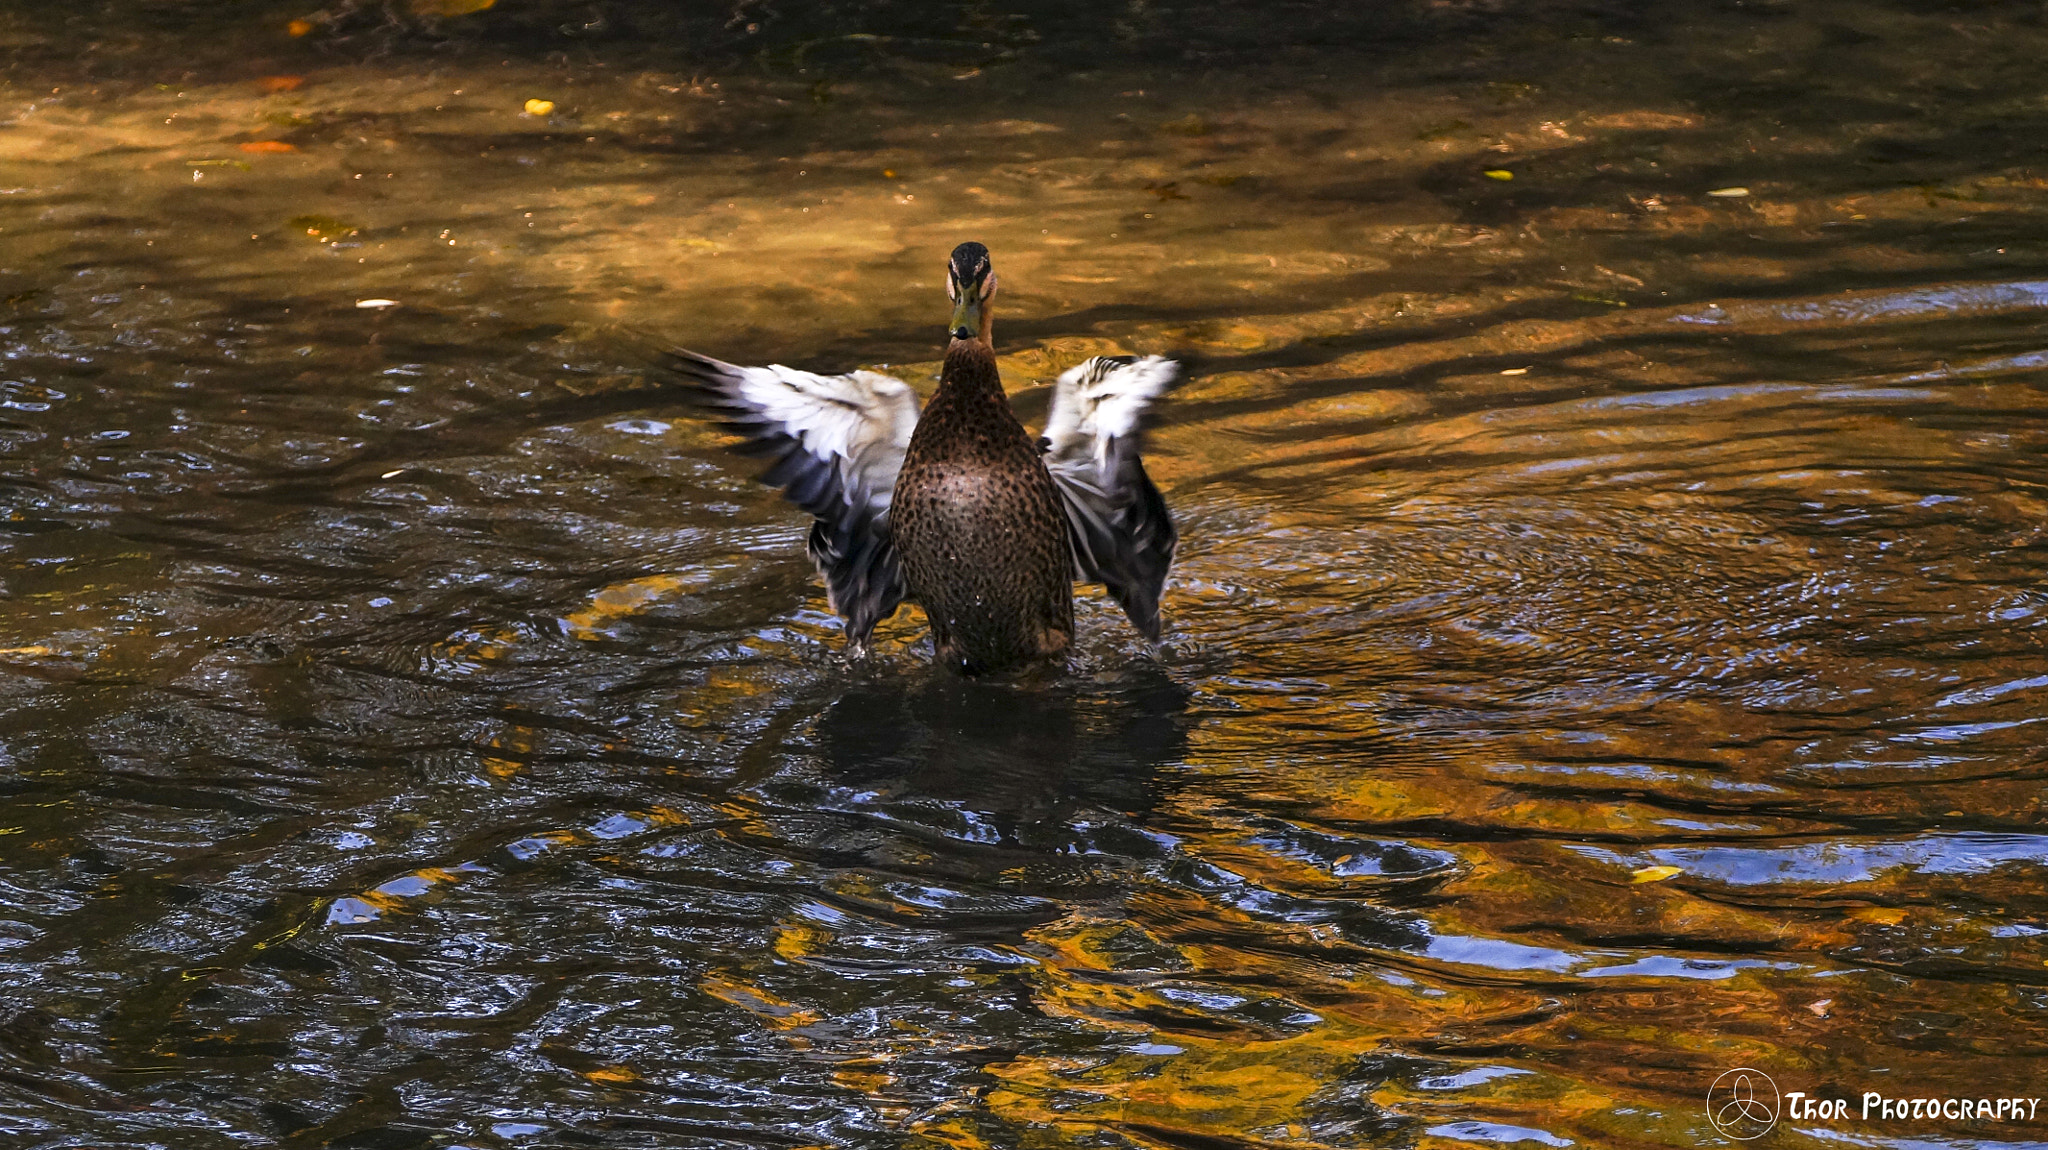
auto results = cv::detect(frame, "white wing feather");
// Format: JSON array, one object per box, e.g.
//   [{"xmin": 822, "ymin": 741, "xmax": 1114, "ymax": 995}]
[
  {"xmin": 1042, "ymin": 355, "xmax": 1179, "ymax": 638},
  {"xmin": 658, "ymin": 349, "xmax": 920, "ymax": 649},
  {"xmin": 1043, "ymin": 354, "xmax": 1177, "ymax": 468},
  {"xmin": 730, "ymin": 364, "xmax": 919, "ymax": 517}
]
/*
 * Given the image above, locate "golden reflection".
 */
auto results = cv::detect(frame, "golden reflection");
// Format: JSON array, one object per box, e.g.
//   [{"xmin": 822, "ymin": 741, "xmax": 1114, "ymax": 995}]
[
  {"xmin": 477, "ymin": 720, "xmax": 535, "ymax": 779},
  {"xmin": 5, "ymin": 10, "xmax": 2047, "ymax": 1147},
  {"xmin": 562, "ymin": 572, "xmax": 714, "ymax": 641},
  {"xmin": 699, "ymin": 970, "xmax": 821, "ymax": 1031}
]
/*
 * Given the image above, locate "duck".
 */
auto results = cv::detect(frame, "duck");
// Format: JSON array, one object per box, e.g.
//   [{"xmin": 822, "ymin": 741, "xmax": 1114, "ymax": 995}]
[{"xmin": 657, "ymin": 242, "xmax": 1177, "ymax": 675}]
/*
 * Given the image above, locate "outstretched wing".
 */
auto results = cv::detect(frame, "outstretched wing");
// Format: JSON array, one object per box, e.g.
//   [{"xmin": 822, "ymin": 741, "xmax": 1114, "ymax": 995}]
[
  {"xmin": 1042, "ymin": 355, "xmax": 1179, "ymax": 639},
  {"xmin": 656, "ymin": 348, "xmax": 919, "ymax": 649}
]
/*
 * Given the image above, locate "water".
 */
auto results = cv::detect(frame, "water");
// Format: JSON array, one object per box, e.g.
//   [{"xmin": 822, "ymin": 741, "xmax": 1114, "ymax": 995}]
[{"xmin": 2, "ymin": 1, "xmax": 2047, "ymax": 1147}]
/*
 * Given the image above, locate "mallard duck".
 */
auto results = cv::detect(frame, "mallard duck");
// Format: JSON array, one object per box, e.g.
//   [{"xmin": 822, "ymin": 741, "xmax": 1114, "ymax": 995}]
[{"xmin": 659, "ymin": 243, "xmax": 1177, "ymax": 675}]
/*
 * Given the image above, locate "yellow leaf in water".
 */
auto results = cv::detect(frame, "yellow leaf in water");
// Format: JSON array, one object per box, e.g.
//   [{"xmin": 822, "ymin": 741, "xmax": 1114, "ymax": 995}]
[
  {"xmin": 584, "ymin": 1065, "xmax": 636, "ymax": 1083},
  {"xmin": 286, "ymin": 19, "xmax": 314, "ymax": 37},
  {"xmin": 1630, "ymin": 864, "xmax": 1682, "ymax": 884},
  {"xmin": 1848, "ymin": 907, "xmax": 1907, "ymax": 926},
  {"xmin": 1484, "ymin": 169, "xmax": 1514, "ymax": 181},
  {"xmin": 288, "ymin": 214, "xmax": 359, "ymax": 242},
  {"xmin": 524, "ymin": 98, "xmax": 556, "ymax": 116},
  {"xmin": 413, "ymin": 0, "xmax": 497, "ymax": 14},
  {"xmin": 1708, "ymin": 186, "xmax": 1750, "ymax": 197}
]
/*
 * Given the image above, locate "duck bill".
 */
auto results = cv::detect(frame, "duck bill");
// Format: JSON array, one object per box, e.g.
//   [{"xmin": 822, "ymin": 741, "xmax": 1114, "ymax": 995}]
[{"xmin": 948, "ymin": 294, "xmax": 983, "ymax": 342}]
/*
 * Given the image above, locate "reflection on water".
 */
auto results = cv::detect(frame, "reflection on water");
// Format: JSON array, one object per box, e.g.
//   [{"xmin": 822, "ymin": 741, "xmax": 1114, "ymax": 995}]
[{"xmin": 3, "ymin": 1, "xmax": 2048, "ymax": 1147}]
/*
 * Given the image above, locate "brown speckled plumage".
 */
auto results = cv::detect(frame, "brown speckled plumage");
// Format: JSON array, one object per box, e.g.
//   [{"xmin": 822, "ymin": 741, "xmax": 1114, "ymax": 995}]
[{"xmin": 891, "ymin": 338, "xmax": 1074, "ymax": 675}]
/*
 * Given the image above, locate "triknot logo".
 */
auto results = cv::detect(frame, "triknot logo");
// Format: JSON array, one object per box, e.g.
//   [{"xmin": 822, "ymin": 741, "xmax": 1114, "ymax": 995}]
[{"xmin": 1707, "ymin": 1067, "xmax": 1781, "ymax": 1140}]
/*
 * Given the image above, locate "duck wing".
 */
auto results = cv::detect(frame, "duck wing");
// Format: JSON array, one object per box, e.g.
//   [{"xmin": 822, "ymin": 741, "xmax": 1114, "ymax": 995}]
[
  {"xmin": 656, "ymin": 348, "xmax": 918, "ymax": 650},
  {"xmin": 1042, "ymin": 355, "xmax": 1178, "ymax": 639}
]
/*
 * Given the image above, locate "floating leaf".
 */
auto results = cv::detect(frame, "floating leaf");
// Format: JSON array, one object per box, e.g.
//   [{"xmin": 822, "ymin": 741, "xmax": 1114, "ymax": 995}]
[
  {"xmin": 413, "ymin": 0, "xmax": 497, "ymax": 14},
  {"xmin": 1708, "ymin": 186, "xmax": 1750, "ymax": 197},
  {"xmin": 1483, "ymin": 169, "xmax": 1514, "ymax": 181},
  {"xmin": 1500, "ymin": 367, "xmax": 1529, "ymax": 376},
  {"xmin": 286, "ymin": 18, "xmax": 314, "ymax": 37},
  {"xmin": 238, "ymin": 141, "xmax": 298, "ymax": 154},
  {"xmin": 524, "ymin": 98, "xmax": 556, "ymax": 116},
  {"xmin": 258, "ymin": 75, "xmax": 304, "ymax": 93},
  {"xmin": 584, "ymin": 1065, "xmax": 637, "ymax": 1084},
  {"xmin": 1630, "ymin": 864, "xmax": 1682, "ymax": 884},
  {"xmin": 289, "ymin": 214, "xmax": 359, "ymax": 242},
  {"xmin": 1848, "ymin": 907, "xmax": 1907, "ymax": 926},
  {"xmin": 357, "ymin": 299, "xmax": 399, "ymax": 309}
]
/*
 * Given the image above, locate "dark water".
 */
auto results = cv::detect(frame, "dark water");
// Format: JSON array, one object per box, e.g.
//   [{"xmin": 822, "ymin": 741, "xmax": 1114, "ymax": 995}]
[{"xmin": 2, "ymin": 2, "xmax": 2047, "ymax": 1147}]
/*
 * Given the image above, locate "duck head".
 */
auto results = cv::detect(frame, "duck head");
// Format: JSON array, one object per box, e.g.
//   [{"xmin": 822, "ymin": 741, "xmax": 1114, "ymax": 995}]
[{"xmin": 945, "ymin": 241, "xmax": 997, "ymax": 347}]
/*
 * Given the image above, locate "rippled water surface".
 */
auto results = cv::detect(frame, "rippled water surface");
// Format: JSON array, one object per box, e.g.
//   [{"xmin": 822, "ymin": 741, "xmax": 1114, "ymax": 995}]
[{"xmin": 2, "ymin": 2, "xmax": 2047, "ymax": 1147}]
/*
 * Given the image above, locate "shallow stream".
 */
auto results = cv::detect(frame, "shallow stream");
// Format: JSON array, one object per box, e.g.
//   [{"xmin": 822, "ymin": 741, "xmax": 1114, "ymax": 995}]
[{"xmin": 1, "ymin": 2, "xmax": 2046, "ymax": 1148}]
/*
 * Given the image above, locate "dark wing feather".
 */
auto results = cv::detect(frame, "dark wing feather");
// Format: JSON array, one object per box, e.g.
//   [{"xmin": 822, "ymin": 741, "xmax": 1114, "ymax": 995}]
[
  {"xmin": 654, "ymin": 347, "xmax": 919, "ymax": 649},
  {"xmin": 1042, "ymin": 355, "xmax": 1179, "ymax": 638}
]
